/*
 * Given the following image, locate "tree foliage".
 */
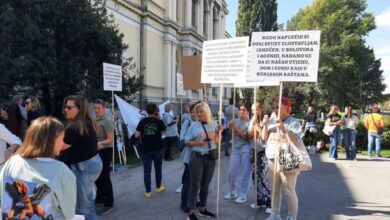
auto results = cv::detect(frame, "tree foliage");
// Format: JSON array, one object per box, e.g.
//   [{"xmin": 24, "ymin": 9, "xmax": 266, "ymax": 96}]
[
  {"xmin": 236, "ymin": 0, "xmax": 279, "ymax": 106},
  {"xmin": 0, "ymin": 0, "xmax": 142, "ymax": 116},
  {"xmin": 286, "ymin": 0, "xmax": 385, "ymax": 111}
]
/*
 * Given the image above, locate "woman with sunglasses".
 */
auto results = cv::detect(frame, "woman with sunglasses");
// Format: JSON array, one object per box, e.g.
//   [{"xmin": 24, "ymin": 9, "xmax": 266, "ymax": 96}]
[
  {"xmin": 60, "ymin": 95, "xmax": 103, "ymax": 220},
  {"xmin": 224, "ymin": 103, "xmax": 252, "ymax": 204},
  {"xmin": 25, "ymin": 96, "xmax": 43, "ymax": 126},
  {"xmin": 265, "ymin": 98, "xmax": 302, "ymax": 220}
]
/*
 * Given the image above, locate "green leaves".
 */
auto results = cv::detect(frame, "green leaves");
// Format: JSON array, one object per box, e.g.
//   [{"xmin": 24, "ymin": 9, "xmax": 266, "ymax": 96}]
[{"xmin": 0, "ymin": 0, "xmax": 142, "ymax": 116}]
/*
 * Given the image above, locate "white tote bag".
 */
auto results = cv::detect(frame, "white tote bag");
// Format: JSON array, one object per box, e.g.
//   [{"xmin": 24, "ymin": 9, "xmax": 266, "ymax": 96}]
[{"xmin": 322, "ymin": 124, "xmax": 335, "ymax": 136}]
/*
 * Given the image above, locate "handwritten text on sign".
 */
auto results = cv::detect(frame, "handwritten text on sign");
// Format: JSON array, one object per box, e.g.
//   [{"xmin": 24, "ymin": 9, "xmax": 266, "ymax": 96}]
[
  {"xmin": 250, "ymin": 31, "xmax": 321, "ymax": 82},
  {"xmin": 103, "ymin": 63, "xmax": 122, "ymax": 91},
  {"xmin": 201, "ymin": 37, "xmax": 249, "ymax": 84}
]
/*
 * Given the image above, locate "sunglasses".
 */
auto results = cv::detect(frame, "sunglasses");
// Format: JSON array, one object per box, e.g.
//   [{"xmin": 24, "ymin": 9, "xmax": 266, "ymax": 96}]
[
  {"xmin": 64, "ymin": 105, "xmax": 77, "ymax": 110},
  {"xmin": 272, "ymin": 106, "xmax": 279, "ymax": 110}
]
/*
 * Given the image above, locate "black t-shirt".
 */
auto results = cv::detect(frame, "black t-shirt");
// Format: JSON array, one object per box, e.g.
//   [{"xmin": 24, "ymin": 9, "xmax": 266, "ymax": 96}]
[
  {"xmin": 136, "ymin": 117, "xmax": 166, "ymax": 153},
  {"xmin": 27, "ymin": 110, "xmax": 43, "ymax": 126},
  {"xmin": 61, "ymin": 121, "xmax": 98, "ymax": 165},
  {"xmin": 304, "ymin": 113, "xmax": 317, "ymax": 123},
  {"xmin": 327, "ymin": 113, "xmax": 342, "ymax": 123}
]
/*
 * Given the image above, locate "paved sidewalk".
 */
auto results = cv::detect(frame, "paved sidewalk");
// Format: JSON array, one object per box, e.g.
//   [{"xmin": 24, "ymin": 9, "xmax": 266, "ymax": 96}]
[{"xmin": 98, "ymin": 153, "xmax": 390, "ymax": 220}]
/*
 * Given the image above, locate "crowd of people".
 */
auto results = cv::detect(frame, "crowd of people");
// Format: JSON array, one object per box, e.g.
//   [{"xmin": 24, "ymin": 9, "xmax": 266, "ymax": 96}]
[{"xmin": 0, "ymin": 94, "xmax": 386, "ymax": 220}]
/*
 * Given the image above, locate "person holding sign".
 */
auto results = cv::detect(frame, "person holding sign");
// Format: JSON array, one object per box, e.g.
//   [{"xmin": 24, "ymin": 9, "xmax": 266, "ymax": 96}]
[
  {"xmin": 247, "ymin": 102, "xmax": 271, "ymax": 213},
  {"xmin": 265, "ymin": 98, "xmax": 302, "ymax": 220},
  {"xmin": 224, "ymin": 103, "xmax": 251, "ymax": 204},
  {"xmin": 185, "ymin": 102, "xmax": 222, "ymax": 220}
]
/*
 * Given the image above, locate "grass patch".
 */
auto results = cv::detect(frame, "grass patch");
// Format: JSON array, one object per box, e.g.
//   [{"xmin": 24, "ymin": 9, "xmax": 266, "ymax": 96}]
[{"xmin": 358, "ymin": 149, "xmax": 390, "ymax": 158}]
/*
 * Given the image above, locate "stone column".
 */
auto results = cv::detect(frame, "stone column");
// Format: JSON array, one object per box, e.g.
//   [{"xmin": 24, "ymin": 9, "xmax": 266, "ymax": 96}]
[{"xmin": 164, "ymin": 40, "xmax": 172, "ymax": 98}]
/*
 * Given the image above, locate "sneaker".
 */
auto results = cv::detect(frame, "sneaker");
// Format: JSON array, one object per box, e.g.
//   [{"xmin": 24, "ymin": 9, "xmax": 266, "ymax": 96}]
[
  {"xmin": 250, "ymin": 203, "xmax": 260, "ymax": 209},
  {"xmin": 176, "ymin": 185, "xmax": 183, "ymax": 193},
  {"xmin": 234, "ymin": 195, "xmax": 247, "ymax": 204},
  {"xmin": 199, "ymin": 209, "xmax": 216, "ymax": 218},
  {"xmin": 187, "ymin": 213, "xmax": 199, "ymax": 220},
  {"xmin": 181, "ymin": 206, "xmax": 190, "ymax": 213},
  {"xmin": 265, "ymin": 213, "xmax": 282, "ymax": 220},
  {"xmin": 144, "ymin": 192, "xmax": 152, "ymax": 198},
  {"xmin": 265, "ymin": 207, "xmax": 272, "ymax": 214},
  {"xmin": 224, "ymin": 191, "xmax": 237, "ymax": 200},
  {"xmin": 96, "ymin": 206, "xmax": 114, "ymax": 215},
  {"xmin": 155, "ymin": 185, "xmax": 166, "ymax": 193}
]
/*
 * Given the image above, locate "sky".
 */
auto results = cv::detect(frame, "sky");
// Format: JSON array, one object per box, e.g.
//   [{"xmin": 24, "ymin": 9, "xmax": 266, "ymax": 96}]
[{"xmin": 225, "ymin": 0, "xmax": 390, "ymax": 93}]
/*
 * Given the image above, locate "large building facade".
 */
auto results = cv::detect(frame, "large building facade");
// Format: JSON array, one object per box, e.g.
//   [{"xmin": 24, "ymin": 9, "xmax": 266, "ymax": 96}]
[{"xmin": 103, "ymin": 0, "xmax": 231, "ymax": 106}]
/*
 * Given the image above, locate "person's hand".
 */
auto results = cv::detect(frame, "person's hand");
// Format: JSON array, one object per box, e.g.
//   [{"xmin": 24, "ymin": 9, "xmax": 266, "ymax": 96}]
[
  {"xmin": 262, "ymin": 116, "xmax": 270, "ymax": 127},
  {"xmin": 275, "ymin": 118, "xmax": 287, "ymax": 134},
  {"xmin": 230, "ymin": 119, "xmax": 236, "ymax": 128},
  {"xmin": 217, "ymin": 124, "xmax": 223, "ymax": 131},
  {"xmin": 199, "ymin": 140, "xmax": 210, "ymax": 147}
]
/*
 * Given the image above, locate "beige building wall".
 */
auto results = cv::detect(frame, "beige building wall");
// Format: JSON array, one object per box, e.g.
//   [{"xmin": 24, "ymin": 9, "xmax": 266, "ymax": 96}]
[{"xmin": 103, "ymin": 0, "xmax": 230, "ymax": 105}]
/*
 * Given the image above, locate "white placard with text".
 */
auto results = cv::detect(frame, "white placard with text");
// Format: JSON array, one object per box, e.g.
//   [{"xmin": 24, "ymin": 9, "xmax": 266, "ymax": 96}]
[
  {"xmin": 176, "ymin": 73, "xmax": 186, "ymax": 96},
  {"xmin": 201, "ymin": 37, "xmax": 249, "ymax": 84},
  {"xmin": 250, "ymin": 31, "xmax": 321, "ymax": 82},
  {"xmin": 103, "ymin": 62, "xmax": 122, "ymax": 91}
]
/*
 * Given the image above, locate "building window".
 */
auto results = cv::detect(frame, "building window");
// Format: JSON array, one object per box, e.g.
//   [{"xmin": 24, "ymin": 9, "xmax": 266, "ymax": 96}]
[
  {"xmin": 212, "ymin": 5, "xmax": 219, "ymax": 39},
  {"xmin": 191, "ymin": 0, "xmax": 197, "ymax": 27},
  {"xmin": 203, "ymin": 0, "xmax": 208, "ymax": 36}
]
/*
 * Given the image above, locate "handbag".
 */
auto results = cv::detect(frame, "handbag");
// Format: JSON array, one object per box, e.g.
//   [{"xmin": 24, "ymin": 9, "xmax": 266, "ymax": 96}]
[
  {"xmin": 276, "ymin": 132, "xmax": 312, "ymax": 173},
  {"xmin": 322, "ymin": 123, "xmax": 335, "ymax": 136},
  {"xmin": 370, "ymin": 114, "xmax": 384, "ymax": 135},
  {"xmin": 201, "ymin": 123, "xmax": 218, "ymax": 160}
]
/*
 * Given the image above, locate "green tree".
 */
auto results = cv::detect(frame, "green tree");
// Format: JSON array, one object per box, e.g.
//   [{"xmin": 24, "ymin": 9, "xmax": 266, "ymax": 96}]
[
  {"xmin": 286, "ymin": 0, "xmax": 385, "ymax": 111},
  {"xmin": 0, "ymin": 0, "xmax": 142, "ymax": 116},
  {"xmin": 236, "ymin": 0, "xmax": 279, "ymax": 106}
]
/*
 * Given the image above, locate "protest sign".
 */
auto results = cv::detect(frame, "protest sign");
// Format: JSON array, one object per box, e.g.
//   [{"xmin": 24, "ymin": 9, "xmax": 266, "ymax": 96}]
[{"xmin": 103, "ymin": 63, "xmax": 122, "ymax": 91}]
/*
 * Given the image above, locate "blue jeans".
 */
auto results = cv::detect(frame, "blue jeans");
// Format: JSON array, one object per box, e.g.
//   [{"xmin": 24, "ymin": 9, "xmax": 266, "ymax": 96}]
[
  {"xmin": 343, "ymin": 129, "xmax": 356, "ymax": 160},
  {"xmin": 329, "ymin": 126, "xmax": 341, "ymax": 159},
  {"xmin": 180, "ymin": 163, "xmax": 190, "ymax": 209},
  {"xmin": 141, "ymin": 149, "xmax": 163, "ymax": 192},
  {"xmin": 367, "ymin": 132, "xmax": 382, "ymax": 157},
  {"xmin": 70, "ymin": 154, "xmax": 103, "ymax": 220}
]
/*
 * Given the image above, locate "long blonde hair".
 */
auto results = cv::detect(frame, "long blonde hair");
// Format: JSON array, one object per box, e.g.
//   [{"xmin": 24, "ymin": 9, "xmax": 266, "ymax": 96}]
[
  {"xmin": 195, "ymin": 102, "xmax": 214, "ymax": 126},
  {"xmin": 18, "ymin": 117, "xmax": 64, "ymax": 158},
  {"xmin": 328, "ymin": 105, "xmax": 339, "ymax": 116}
]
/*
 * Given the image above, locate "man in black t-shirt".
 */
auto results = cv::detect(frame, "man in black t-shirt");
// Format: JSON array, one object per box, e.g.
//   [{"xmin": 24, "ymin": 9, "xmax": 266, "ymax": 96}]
[{"xmin": 135, "ymin": 103, "xmax": 166, "ymax": 198}]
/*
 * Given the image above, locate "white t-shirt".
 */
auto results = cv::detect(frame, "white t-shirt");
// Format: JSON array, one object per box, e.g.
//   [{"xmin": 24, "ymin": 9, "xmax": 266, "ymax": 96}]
[{"xmin": 344, "ymin": 115, "xmax": 359, "ymax": 130}]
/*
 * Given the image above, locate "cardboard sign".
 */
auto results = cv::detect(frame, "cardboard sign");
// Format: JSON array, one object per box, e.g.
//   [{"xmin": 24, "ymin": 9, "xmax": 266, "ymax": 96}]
[
  {"xmin": 250, "ymin": 31, "xmax": 321, "ymax": 82},
  {"xmin": 201, "ymin": 37, "xmax": 249, "ymax": 84},
  {"xmin": 176, "ymin": 73, "xmax": 186, "ymax": 96},
  {"xmin": 103, "ymin": 63, "xmax": 122, "ymax": 91},
  {"xmin": 182, "ymin": 55, "xmax": 211, "ymax": 90}
]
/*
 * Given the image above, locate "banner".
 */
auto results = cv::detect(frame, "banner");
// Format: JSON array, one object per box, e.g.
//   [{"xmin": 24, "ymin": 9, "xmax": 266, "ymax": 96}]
[
  {"xmin": 201, "ymin": 37, "xmax": 249, "ymax": 84},
  {"xmin": 114, "ymin": 95, "xmax": 142, "ymax": 136},
  {"xmin": 250, "ymin": 31, "xmax": 321, "ymax": 82}
]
